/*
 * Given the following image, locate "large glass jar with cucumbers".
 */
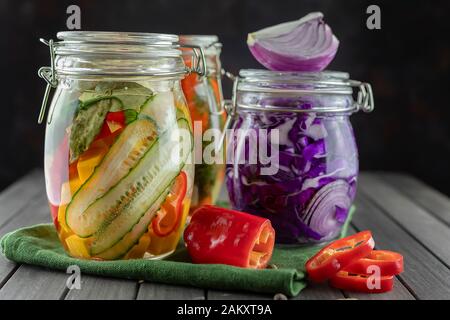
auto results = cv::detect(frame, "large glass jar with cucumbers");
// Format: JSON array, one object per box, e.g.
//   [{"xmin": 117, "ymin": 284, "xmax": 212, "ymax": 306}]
[
  {"xmin": 179, "ymin": 35, "xmax": 226, "ymax": 214},
  {"xmin": 39, "ymin": 32, "xmax": 204, "ymax": 260}
]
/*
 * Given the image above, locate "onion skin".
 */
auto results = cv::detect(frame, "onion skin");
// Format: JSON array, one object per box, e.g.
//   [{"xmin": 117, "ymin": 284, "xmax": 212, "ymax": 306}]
[{"xmin": 247, "ymin": 12, "xmax": 339, "ymax": 71}]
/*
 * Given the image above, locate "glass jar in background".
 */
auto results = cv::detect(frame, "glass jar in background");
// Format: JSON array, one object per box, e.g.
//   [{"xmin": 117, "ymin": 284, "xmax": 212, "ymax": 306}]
[
  {"xmin": 179, "ymin": 35, "xmax": 226, "ymax": 214},
  {"xmin": 225, "ymin": 69, "xmax": 374, "ymax": 245},
  {"xmin": 38, "ymin": 32, "xmax": 205, "ymax": 260}
]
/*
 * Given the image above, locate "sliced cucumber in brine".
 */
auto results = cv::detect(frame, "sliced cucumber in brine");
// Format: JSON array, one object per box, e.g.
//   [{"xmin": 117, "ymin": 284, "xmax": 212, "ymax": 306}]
[
  {"xmin": 93, "ymin": 184, "xmax": 172, "ymax": 260},
  {"xmin": 66, "ymin": 116, "xmax": 158, "ymax": 237},
  {"xmin": 88, "ymin": 118, "xmax": 192, "ymax": 255}
]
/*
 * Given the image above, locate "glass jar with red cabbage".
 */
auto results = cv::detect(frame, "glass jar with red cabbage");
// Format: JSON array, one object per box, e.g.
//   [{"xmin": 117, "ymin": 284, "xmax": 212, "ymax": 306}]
[{"xmin": 225, "ymin": 69, "xmax": 374, "ymax": 244}]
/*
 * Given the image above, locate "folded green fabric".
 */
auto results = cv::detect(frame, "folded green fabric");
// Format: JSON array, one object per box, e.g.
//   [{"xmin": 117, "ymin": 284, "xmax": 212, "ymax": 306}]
[{"xmin": 1, "ymin": 207, "xmax": 354, "ymax": 297}]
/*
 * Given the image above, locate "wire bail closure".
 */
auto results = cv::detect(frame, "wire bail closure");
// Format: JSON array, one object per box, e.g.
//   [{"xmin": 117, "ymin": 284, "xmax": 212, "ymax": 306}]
[
  {"xmin": 350, "ymin": 80, "xmax": 374, "ymax": 113},
  {"xmin": 182, "ymin": 45, "xmax": 207, "ymax": 77},
  {"xmin": 37, "ymin": 38, "xmax": 58, "ymax": 124}
]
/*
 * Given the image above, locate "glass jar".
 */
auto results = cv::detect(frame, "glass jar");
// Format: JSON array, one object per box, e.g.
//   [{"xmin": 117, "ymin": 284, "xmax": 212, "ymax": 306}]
[
  {"xmin": 179, "ymin": 35, "xmax": 226, "ymax": 214},
  {"xmin": 225, "ymin": 69, "xmax": 374, "ymax": 245},
  {"xmin": 38, "ymin": 32, "xmax": 205, "ymax": 260}
]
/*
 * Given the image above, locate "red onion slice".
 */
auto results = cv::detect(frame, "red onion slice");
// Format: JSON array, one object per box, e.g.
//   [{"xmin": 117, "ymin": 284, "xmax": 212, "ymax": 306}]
[
  {"xmin": 247, "ymin": 12, "xmax": 339, "ymax": 71},
  {"xmin": 303, "ymin": 180, "xmax": 351, "ymax": 240}
]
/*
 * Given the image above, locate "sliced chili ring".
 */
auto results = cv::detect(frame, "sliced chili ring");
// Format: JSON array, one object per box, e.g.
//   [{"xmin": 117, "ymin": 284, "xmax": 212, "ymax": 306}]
[
  {"xmin": 152, "ymin": 171, "xmax": 187, "ymax": 237},
  {"xmin": 329, "ymin": 270, "xmax": 394, "ymax": 293},
  {"xmin": 343, "ymin": 250, "xmax": 403, "ymax": 276},
  {"xmin": 305, "ymin": 231, "xmax": 375, "ymax": 283}
]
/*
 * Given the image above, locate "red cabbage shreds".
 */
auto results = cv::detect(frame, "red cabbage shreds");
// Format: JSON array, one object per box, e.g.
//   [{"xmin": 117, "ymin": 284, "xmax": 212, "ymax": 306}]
[
  {"xmin": 226, "ymin": 103, "xmax": 358, "ymax": 244},
  {"xmin": 247, "ymin": 12, "xmax": 339, "ymax": 72}
]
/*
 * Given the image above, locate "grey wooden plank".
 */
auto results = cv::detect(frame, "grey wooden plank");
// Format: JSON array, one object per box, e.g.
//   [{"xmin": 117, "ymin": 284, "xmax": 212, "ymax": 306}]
[
  {"xmin": 0, "ymin": 255, "xmax": 17, "ymax": 287},
  {"xmin": 381, "ymin": 173, "xmax": 450, "ymax": 227},
  {"xmin": 351, "ymin": 191, "xmax": 450, "ymax": 299},
  {"xmin": 0, "ymin": 191, "xmax": 50, "ymax": 238},
  {"xmin": 208, "ymin": 290, "xmax": 272, "ymax": 300},
  {"xmin": 0, "ymin": 182, "xmax": 50, "ymax": 291},
  {"xmin": 293, "ymin": 284, "xmax": 343, "ymax": 300},
  {"xmin": 65, "ymin": 275, "xmax": 137, "ymax": 300},
  {"xmin": 0, "ymin": 186, "xmax": 67, "ymax": 299},
  {"xmin": 137, "ymin": 282, "xmax": 205, "ymax": 300},
  {"xmin": 359, "ymin": 173, "xmax": 450, "ymax": 267},
  {"xmin": 342, "ymin": 226, "xmax": 414, "ymax": 300},
  {"xmin": 0, "ymin": 169, "xmax": 44, "ymax": 227},
  {"xmin": 0, "ymin": 265, "xmax": 68, "ymax": 300}
]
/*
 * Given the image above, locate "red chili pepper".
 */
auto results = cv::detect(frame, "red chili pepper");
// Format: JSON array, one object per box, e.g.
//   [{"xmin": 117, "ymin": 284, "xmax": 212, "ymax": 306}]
[
  {"xmin": 329, "ymin": 271, "xmax": 394, "ymax": 293},
  {"xmin": 184, "ymin": 206, "xmax": 275, "ymax": 269},
  {"xmin": 152, "ymin": 171, "xmax": 187, "ymax": 237},
  {"xmin": 306, "ymin": 231, "xmax": 375, "ymax": 283},
  {"xmin": 343, "ymin": 250, "xmax": 404, "ymax": 276}
]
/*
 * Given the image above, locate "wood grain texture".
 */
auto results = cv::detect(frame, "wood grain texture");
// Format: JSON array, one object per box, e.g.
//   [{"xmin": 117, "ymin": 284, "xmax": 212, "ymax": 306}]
[
  {"xmin": 0, "ymin": 169, "xmax": 44, "ymax": 228},
  {"xmin": 352, "ymin": 191, "xmax": 450, "ymax": 299},
  {"xmin": 0, "ymin": 265, "xmax": 68, "ymax": 300},
  {"xmin": 208, "ymin": 290, "xmax": 272, "ymax": 300},
  {"xmin": 65, "ymin": 275, "xmax": 138, "ymax": 300},
  {"xmin": 381, "ymin": 172, "xmax": 450, "ymax": 227},
  {"xmin": 0, "ymin": 171, "xmax": 50, "ymax": 294},
  {"xmin": 359, "ymin": 173, "xmax": 450, "ymax": 268},
  {"xmin": 137, "ymin": 282, "xmax": 205, "ymax": 300}
]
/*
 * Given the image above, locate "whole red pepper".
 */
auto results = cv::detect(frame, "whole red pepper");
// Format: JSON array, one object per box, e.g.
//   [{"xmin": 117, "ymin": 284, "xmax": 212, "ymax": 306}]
[{"xmin": 184, "ymin": 205, "xmax": 275, "ymax": 269}]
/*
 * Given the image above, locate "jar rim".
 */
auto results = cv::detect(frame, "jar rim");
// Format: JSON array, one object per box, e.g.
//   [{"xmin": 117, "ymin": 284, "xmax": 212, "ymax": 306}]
[
  {"xmin": 239, "ymin": 69, "xmax": 350, "ymax": 85},
  {"xmin": 54, "ymin": 31, "xmax": 181, "ymax": 58},
  {"xmin": 47, "ymin": 31, "xmax": 192, "ymax": 78},
  {"xmin": 231, "ymin": 69, "xmax": 375, "ymax": 114},
  {"xmin": 57, "ymin": 31, "xmax": 179, "ymax": 46}
]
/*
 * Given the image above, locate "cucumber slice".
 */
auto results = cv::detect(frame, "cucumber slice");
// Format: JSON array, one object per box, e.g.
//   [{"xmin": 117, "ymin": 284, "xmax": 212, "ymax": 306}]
[
  {"xmin": 140, "ymin": 91, "xmax": 177, "ymax": 132},
  {"xmin": 88, "ymin": 118, "xmax": 192, "ymax": 255},
  {"xmin": 66, "ymin": 117, "xmax": 158, "ymax": 237},
  {"xmin": 94, "ymin": 184, "xmax": 172, "ymax": 260}
]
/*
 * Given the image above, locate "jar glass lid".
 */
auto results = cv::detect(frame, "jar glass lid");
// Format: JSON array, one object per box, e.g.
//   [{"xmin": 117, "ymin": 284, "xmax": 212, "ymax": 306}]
[
  {"xmin": 230, "ymin": 69, "xmax": 374, "ymax": 114},
  {"xmin": 238, "ymin": 69, "xmax": 352, "ymax": 94},
  {"xmin": 48, "ymin": 31, "xmax": 193, "ymax": 78}
]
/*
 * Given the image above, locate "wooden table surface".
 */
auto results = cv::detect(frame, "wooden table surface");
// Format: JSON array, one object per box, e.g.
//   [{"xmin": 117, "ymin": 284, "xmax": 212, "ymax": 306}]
[{"xmin": 0, "ymin": 169, "xmax": 449, "ymax": 300}]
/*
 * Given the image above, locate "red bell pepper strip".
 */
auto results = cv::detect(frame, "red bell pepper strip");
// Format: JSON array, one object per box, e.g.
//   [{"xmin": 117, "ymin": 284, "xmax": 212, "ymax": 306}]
[
  {"xmin": 94, "ymin": 111, "xmax": 126, "ymax": 141},
  {"xmin": 306, "ymin": 231, "xmax": 375, "ymax": 283},
  {"xmin": 184, "ymin": 205, "xmax": 275, "ymax": 269},
  {"xmin": 106, "ymin": 111, "xmax": 126, "ymax": 125},
  {"xmin": 152, "ymin": 171, "xmax": 187, "ymax": 237},
  {"xmin": 343, "ymin": 250, "xmax": 404, "ymax": 276},
  {"xmin": 329, "ymin": 270, "xmax": 394, "ymax": 293}
]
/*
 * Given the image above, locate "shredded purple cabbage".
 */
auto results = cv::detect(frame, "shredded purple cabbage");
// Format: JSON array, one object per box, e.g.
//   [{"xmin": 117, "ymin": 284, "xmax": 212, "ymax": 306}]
[{"xmin": 226, "ymin": 100, "xmax": 358, "ymax": 244}]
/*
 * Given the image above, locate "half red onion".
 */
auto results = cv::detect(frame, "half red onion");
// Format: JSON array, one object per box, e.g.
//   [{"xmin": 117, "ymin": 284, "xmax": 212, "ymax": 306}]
[
  {"xmin": 247, "ymin": 12, "xmax": 339, "ymax": 71},
  {"xmin": 303, "ymin": 180, "xmax": 351, "ymax": 240}
]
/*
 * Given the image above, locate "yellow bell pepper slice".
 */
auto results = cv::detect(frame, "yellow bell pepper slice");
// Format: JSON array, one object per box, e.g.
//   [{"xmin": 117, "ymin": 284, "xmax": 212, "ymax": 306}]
[{"xmin": 77, "ymin": 145, "xmax": 108, "ymax": 183}]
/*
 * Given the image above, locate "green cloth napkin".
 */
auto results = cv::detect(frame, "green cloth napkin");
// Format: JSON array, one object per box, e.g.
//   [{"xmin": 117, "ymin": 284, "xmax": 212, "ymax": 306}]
[{"xmin": 0, "ymin": 207, "xmax": 354, "ymax": 297}]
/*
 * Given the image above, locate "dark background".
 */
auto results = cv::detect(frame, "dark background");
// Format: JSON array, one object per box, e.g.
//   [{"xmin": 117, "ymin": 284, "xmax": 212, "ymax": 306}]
[{"xmin": 1, "ymin": 0, "xmax": 449, "ymax": 194}]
